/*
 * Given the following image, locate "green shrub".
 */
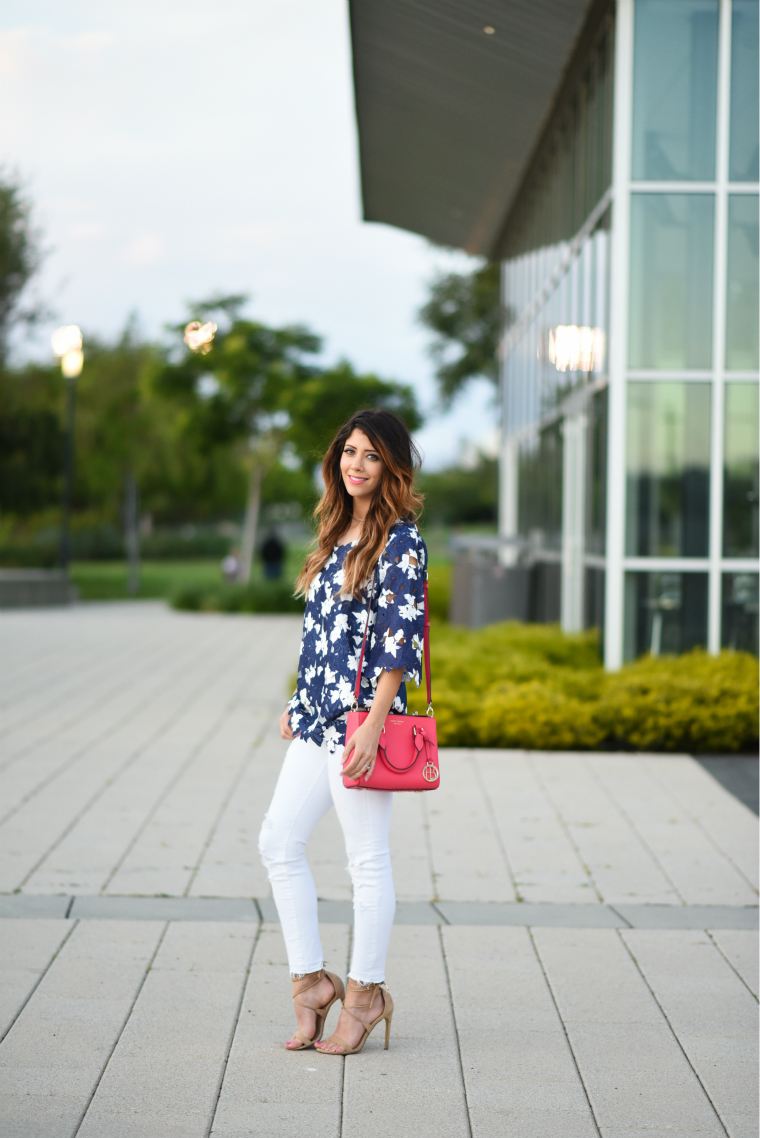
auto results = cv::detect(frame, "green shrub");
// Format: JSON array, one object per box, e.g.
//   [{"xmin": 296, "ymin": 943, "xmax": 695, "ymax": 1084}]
[
  {"xmin": 407, "ymin": 621, "xmax": 758, "ymax": 753},
  {"xmin": 171, "ymin": 581, "xmax": 304, "ymax": 614}
]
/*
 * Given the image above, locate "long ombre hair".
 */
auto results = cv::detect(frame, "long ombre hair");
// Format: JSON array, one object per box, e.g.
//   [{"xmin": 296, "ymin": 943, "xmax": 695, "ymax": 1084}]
[{"xmin": 295, "ymin": 409, "xmax": 423, "ymax": 599}]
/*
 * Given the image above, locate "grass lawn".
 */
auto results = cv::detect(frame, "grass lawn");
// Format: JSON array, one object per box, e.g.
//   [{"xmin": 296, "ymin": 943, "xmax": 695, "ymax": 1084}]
[{"xmin": 69, "ymin": 560, "xmax": 228, "ymax": 601}]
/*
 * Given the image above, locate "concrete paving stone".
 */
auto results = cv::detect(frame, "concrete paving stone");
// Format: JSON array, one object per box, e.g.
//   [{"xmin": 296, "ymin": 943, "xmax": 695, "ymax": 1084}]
[
  {"xmin": 0, "ymin": 919, "xmax": 71, "ymax": 1037},
  {"xmin": 426, "ymin": 750, "xmax": 516, "ymax": 902},
  {"xmin": 566, "ymin": 1021, "xmax": 724, "ymax": 1132},
  {"xmin": 78, "ymin": 1110, "xmax": 212, "ymax": 1138},
  {"xmin": 622, "ymin": 929, "xmax": 758, "ymax": 1038},
  {"xmin": 389, "ymin": 787, "xmax": 436, "ymax": 902},
  {"xmin": 77, "ymin": 920, "xmax": 257, "ymax": 1134},
  {"xmin": 442, "ymin": 926, "xmax": 597, "ymax": 1136},
  {"xmin": 188, "ymin": 729, "xmax": 285, "ymax": 900},
  {"xmin": 0, "ymin": 895, "xmax": 70, "ymax": 918},
  {"xmin": 532, "ymin": 928, "xmax": 666, "ymax": 1024},
  {"xmin": 708, "ymin": 929, "xmax": 759, "ymax": 997},
  {"xmin": 70, "ymin": 895, "xmax": 260, "ymax": 922},
  {"xmin": 341, "ymin": 925, "xmax": 470, "ymax": 1138},
  {"xmin": 622, "ymin": 930, "xmax": 758, "ymax": 1129},
  {"xmin": 614, "ymin": 904, "xmax": 759, "ymax": 929},
  {"xmin": 641, "ymin": 754, "xmax": 759, "ymax": 890},
  {"xmin": 0, "ymin": 920, "xmax": 163, "ymax": 1137},
  {"xmin": 435, "ymin": 901, "xmax": 621, "ymax": 927},
  {"xmin": 475, "ymin": 751, "xmax": 598, "ymax": 904},
  {"xmin": 587, "ymin": 755, "xmax": 758, "ymax": 907},
  {"xmin": 466, "ymin": 1105, "xmax": 600, "ymax": 1138},
  {"xmin": 0, "ymin": 1064, "xmax": 99, "ymax": 1095},
  {"xmin": 391, "ymin": 901, "xmax": 441, "ymax": 923},
  {"xmin": 532, "ymin": 753, "xmax": 681, "ymax": 905},
  {"xmin": 534, "ymin": 929, "xmax": 726, "ymax": 1133},
  {"xmin": 210, "ymin": 923, "xmax": 349, "ymax": 1137},
  {"xmin": 0, "ymin": 1093, "xmax": 85, "ymax": 1138}
]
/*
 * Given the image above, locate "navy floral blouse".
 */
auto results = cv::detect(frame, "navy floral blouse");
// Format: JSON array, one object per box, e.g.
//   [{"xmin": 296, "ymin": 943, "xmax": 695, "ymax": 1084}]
[{"xmin": 287, "ymin": 521, "xmax": 428, "ymax": 753}]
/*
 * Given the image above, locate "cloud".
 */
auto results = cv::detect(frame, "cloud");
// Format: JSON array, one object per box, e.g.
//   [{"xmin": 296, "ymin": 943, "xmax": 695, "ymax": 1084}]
[
  {"xmin": 120, "ymin": 233, "xmax": 165, "ymax": 267},
  {"xmin": 71, "ymin": 221, "xmax": 106, "ymax": 240},
  {"xmin": 57, "ymin": 31, "xmax": 114, "ymax": 55}
]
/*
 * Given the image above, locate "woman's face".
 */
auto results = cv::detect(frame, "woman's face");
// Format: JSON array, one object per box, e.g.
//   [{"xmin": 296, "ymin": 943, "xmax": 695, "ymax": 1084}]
[{"xmin": 340, "ymin": 429, "xmax": 383, "ymax": 505}]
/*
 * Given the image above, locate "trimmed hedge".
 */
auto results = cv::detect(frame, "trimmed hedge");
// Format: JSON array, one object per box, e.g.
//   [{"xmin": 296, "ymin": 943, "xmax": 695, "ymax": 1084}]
[
  {"xmin": 406, "ymin": 622, "xmax": 758, "ymax": 753},
  {"xmin": 171, "ymin": 581, "xmax": 304, "ymax": 615}
]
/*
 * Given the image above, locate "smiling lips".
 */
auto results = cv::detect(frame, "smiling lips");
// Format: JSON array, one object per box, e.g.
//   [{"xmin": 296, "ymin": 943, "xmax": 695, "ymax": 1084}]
[{"xmin": 347, "ymin": 475, "xmax": 368, "ymax": 485}]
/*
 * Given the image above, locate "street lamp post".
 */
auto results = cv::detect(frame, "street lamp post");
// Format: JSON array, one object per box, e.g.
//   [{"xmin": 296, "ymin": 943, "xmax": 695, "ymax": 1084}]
[{"xmin": 51, "ymin": 326, "xmax": 84, "ymax": 573}]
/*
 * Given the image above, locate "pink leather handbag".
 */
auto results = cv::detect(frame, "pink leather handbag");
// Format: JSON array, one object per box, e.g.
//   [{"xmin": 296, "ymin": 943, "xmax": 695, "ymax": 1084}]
[{"xmin": 342, "ymin": 578, "xmax": 439, "ymax": 792}]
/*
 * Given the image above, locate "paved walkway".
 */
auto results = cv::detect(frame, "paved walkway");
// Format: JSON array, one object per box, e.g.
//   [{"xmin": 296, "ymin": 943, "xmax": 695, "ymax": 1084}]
[{"xmin": 0, "ymin": 602, "xmax": 757, "ymax": 1137}]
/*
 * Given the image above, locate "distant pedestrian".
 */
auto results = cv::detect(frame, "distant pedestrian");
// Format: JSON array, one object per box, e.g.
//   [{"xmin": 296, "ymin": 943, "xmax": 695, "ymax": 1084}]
[
  {"xmin": 258, "ymin": 409, "xmax": 427, "ymax": 1056},
  {"xmin": 221, "ymin": 547, "xmax": 240, "ymax": 583},
  {"xmin": 261, "ymin": 531, "xmax": 286, "ymax": 579}
]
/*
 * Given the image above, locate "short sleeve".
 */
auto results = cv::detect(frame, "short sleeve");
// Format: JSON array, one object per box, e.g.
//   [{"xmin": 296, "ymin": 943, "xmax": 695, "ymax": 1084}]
[{"xmin": 365, "ymin": 527, "xmax": 426, "ymax": 688}]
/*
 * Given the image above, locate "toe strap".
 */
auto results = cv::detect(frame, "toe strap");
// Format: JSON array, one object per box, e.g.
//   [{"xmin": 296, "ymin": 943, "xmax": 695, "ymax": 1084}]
[{"xmin": 316, "ymin": 1034, "xmax": 350, "ymax": 1054}]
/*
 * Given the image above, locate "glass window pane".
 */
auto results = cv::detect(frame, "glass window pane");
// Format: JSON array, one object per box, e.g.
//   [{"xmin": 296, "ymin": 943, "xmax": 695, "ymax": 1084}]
[
  {"xmin": 518, "ymin": 423, "xmax": 563, "ymax": 550},
  {"xmin": 629, "ymin": 194, "xmax": 714, "ymax": 369},
  {"xmin": 726, "ymin": 195, "xmax": 760, "ymax": 370},
  {"xmin": 722, "ymin": 572, "xmax": 759, "ymax": 654},
  {"xmin": 632, "ymin": 0, "xmax": 719, "ymax": 181},
  {"xmin": 626, "ymin": 382, "xmax": 711, "ymax": 556},
  {"xmin": 723, "ymin": 382, "xmax": 759, "ymax": 556},
  {"xmin": 729, "ymin": 0, "xmax": 760, "ymax": 182},
  {"xmin": 624, "ymin": 571, "xmax": 708, "ymax": 660}
]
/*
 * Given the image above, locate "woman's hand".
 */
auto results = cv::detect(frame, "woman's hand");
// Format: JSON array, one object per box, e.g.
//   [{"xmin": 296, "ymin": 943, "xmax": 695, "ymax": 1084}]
[
  {"xmin": 279, "ymin": 709, "xmax": 295, "ymax": 740},
  {"xmin": 342, "ymin": 719, "xmax": 383, "ymax": 781},
  {"xmin": 342, "ymin": 667, "xmax": 403, "ymax": 781}
]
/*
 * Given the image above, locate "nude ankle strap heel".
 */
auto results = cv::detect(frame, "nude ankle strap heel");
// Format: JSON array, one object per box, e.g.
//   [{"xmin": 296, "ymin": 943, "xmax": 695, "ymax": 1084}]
[
  {"xmin": 287, "ymin": 969, "xmax": 345, "ymax": 1051},
  {"xmin": 315, "ymin": 979, "xmax": 394, "ymax": 1056}
]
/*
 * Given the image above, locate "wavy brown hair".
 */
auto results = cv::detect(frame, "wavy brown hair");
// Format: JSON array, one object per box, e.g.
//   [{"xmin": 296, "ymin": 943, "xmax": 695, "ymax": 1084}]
[{"xmin": 295, "ymin": 409, "xmax": 423, "ymax": 599}]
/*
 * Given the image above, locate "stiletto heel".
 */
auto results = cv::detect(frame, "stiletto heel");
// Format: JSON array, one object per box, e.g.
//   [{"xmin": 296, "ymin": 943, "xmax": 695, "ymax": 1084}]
[
  {"xmin": 286, "ymin": 969, "xmax": 345, "ymax": 1051},
  {"xmin": 316, "ymin": 979, "xmax": 394, "ymax": 1056}
]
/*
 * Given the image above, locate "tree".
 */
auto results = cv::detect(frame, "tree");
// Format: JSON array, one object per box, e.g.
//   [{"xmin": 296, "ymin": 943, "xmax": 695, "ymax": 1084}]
[
  {"xmin": 153, "ymin": 299, "xmax": 423, "ymax": 582},
  {"xmin": 152, "ymin": 297, "xmax": 322, "ymax": 582},
  {"xmin": 0, "ymin": 171, "xmax": 48, "ymax": 363},
  {"xmin": 418, "ymin": 260, "xmax": 501, "ymax": 406},
  {"xmin": 285, "ymin": 360, "xmax": 422, "ymax": 475}
]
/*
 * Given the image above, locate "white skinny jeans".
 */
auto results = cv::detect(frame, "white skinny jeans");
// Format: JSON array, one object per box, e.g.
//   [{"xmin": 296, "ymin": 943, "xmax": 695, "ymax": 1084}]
[{"xmin": 258, "ymin": 735, "xmax": 395, "ymax": 982}]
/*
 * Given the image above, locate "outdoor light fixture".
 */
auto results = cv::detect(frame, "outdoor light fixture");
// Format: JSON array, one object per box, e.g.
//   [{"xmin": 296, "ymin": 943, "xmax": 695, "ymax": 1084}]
[
  {"xmin": 184, "ymin": 321, "xmax": 217, "ymax": 353},
  {"xmin": 51, "ymin": 324, "xmax": 84, "ymax": 379},
  {"xmin": 51, "ymin": 325, "xmax": 84, "ymax": 572},
  {"xmin": 548, "ymin": 325, "xmax": 606, "ymax": 374}
]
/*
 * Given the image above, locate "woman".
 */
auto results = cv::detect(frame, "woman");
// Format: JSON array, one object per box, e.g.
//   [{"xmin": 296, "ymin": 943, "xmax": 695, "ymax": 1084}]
[{"xmin": 258, "ymin": 408, "xmax": 427, "ymax": 1056}]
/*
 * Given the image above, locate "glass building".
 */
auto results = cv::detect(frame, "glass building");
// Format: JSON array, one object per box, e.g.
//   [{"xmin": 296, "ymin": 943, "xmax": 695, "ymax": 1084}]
[{"xmin": 351, "ymin": 0, "xmax": 758, "ymax": 665}]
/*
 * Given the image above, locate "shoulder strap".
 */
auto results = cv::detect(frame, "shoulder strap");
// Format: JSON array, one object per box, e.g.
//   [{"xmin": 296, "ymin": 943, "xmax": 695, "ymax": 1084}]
[{"xmin": 353, "ymin": 573, "xmax": 433, "ymax": 711}]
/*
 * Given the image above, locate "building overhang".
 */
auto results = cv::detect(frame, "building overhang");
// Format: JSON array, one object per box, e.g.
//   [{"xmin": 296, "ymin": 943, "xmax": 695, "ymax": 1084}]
[{"xmin": 349, "ymin": 0, "xmax": 594, "ymax": 258}]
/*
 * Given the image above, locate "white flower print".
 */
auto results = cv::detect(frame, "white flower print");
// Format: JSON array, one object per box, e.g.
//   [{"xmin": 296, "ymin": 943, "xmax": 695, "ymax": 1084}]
[
  {"xmin": 321, "ymin": 593, "xmax": 335, "ymax": 618},
  {"xmin": 382, "ymin": 627, "xmax": 405, "ymax": 658},
  {"xmin": 330, "ymin": 612, "xmax": 349, "ymax": 642},
  {"xmin": 289, "ymin": 524, "xmax": 427, "ymax": 752},
  {"xmin": 397, "ymin": 594, "xmax": 420, "ymax": 622},
  {"xmin": 397, "ymin": 550, "xmax": 419, "ymax": 578}
]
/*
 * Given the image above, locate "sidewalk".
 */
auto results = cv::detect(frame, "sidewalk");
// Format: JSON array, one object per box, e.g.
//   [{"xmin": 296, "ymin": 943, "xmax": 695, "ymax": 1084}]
[{"xmin": 1, "ymin": 603, "xmax": 757, "ymax": 1137}]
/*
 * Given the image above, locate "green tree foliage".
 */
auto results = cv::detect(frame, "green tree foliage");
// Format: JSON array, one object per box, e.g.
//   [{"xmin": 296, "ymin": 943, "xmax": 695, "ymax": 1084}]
[
  {"xmin": 0, "ymin": 363, "xmax": 63, "ymax": 513},
  {"xmin": 417, "ymin": 454, "xmax": 497, "ymax": 525},
  {"xmin": 285, "ymin": 360, "xmax": 422, "ymax": 473},
  {"xmin": 0, "ymin": 172, "xmax": 47, "ymax": 363},
  {"xmin": 418, "ymin": 260, "xmax": 501, "ymax": 405}
]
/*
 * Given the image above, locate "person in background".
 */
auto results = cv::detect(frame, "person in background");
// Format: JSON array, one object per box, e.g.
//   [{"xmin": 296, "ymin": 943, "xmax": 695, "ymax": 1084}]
[
  {"xmin": 221, "ymin": 546, "xmax": 240, "ymax": 582},
  {"xmin": 261, "ymin": 531, "xmax": 286, "ymax": 579}
]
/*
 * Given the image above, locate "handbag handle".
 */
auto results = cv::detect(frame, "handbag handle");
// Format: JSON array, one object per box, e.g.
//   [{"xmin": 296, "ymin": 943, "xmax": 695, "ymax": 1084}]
[{"xmin": 352, "ymin": 571, "xmax": 433, "ymax": 713}]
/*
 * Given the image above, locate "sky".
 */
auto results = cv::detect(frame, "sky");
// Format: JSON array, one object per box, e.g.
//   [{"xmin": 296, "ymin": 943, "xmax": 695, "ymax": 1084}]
[{"xmin": 0, "ymin": 0, "xmax": 497, "ymax": 469}]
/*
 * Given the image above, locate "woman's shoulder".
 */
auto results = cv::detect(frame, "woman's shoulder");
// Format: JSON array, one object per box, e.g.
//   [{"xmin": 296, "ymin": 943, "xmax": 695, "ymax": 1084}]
[{"xmin": 382, "ymin": 520, "xmax": 427, "ymax": 561}]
